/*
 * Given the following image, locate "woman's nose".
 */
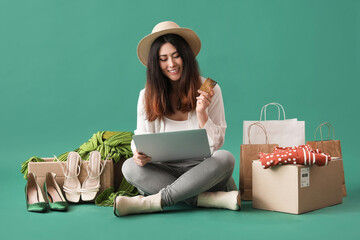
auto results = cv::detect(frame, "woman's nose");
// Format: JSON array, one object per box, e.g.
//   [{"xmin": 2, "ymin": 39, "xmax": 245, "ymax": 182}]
[{"xmin": 168, "ymin": 57, "xmax": 176, "ymax": 67}]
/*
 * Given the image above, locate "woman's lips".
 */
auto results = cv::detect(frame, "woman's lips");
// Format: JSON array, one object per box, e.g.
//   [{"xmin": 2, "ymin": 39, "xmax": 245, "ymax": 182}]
[{"xmin": 168, "ymin": 68, "xmax": 180, "ymax": 75}]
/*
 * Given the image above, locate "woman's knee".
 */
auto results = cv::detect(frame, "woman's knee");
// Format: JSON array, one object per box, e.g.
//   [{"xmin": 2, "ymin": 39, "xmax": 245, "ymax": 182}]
[
  {"xmin": 122, "ymin": 158, "xmax": 154, "ymax": 188},
  {"xmin": 213, "ymin": 150, "xmax": 235, "ymax": 171},
  {"xmin": 121, "ymin": 158, "xmax": 138, "ymax": 183}
]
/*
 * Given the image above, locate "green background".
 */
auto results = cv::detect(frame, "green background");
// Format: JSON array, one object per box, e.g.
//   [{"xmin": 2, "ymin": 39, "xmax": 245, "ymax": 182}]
[{"xmin": 0, "ymin": 0, "xmax": 359, "ymax": 239}]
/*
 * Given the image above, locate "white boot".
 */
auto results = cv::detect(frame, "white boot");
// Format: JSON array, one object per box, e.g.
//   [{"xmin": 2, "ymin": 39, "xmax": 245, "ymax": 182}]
[
  {"xmin": 114, "ymin": 193, "xmax": 163, "ymax": 216},
  {"xmin": 197, "ymin": 191, "xmax": 240, "ymax": 211}
]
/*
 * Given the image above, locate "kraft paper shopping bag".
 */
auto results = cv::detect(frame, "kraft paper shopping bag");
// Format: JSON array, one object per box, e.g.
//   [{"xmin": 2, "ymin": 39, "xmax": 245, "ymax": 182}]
[
  {"xmin": 307, "ymin": 122, "xmax": 346, "ymax": 196},
  {"xmin": 240, "ymin": 122, "xmax": 278, "ymax": 200}
]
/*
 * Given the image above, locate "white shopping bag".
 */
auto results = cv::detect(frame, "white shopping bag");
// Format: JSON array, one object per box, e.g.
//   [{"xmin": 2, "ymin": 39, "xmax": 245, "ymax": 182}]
[{"xmin": 243, "ymin": 103, "xmax": 305, "ymax": 147}]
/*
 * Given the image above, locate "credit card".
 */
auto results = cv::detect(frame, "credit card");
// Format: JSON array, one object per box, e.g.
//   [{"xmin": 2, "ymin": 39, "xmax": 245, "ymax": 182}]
[{"xmin": 199, "ymin": 78, "xmax": 217, "ymax": 94}]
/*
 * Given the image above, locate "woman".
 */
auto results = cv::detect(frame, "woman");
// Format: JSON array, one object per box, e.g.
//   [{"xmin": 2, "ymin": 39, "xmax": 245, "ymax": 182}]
[{"xmin": 114, "ymin": 21, "xmax": 239, "ymax": 216}]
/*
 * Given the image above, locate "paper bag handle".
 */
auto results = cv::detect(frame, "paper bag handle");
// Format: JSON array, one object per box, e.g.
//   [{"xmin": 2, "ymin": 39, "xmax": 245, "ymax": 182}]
[
  {"xmin": 247, "ymin": 122, "xmax": 270, "ymax": 144},
  {"xmin": 260, "ymin": 102, "xmax": 286, "ymax": 121},
  {"xmin": 314, "ymin": 122, "xmax": 335, "ymax": 141}
]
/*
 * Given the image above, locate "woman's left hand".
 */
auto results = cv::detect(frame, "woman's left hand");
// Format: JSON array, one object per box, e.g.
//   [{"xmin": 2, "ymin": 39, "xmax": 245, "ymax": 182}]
[
  {"xmin": 196, "ymin": 88, "xmax": 214, "ymax": 128},
  {"xmin": 196, "ymin": 89, "xmax": 214, "ymax": 113}
]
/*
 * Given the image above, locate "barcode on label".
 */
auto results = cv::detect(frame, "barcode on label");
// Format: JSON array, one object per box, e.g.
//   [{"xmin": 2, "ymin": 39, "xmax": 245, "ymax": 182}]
[{"xmin": 301, "ymin": 168, "xmax": 310, "ymax": 187}]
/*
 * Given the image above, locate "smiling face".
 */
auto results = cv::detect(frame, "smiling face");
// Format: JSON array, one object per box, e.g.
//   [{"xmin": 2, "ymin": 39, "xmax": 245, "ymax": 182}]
[{"xmin": 158, "ymin": 42, "xmax": 183, "ymax": 82}]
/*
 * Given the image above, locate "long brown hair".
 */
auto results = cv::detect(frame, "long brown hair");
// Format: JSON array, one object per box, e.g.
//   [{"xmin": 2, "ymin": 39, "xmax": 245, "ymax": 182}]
[{"xmin": 145, "ymin": 34, "xmax": 201, "ymax": 121}]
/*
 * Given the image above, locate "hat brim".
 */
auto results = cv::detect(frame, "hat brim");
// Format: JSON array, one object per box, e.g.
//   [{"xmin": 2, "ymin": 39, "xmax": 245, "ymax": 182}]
[{"xmin": 137, "ymin": 27, "xmax": 201, "ymax": 66}]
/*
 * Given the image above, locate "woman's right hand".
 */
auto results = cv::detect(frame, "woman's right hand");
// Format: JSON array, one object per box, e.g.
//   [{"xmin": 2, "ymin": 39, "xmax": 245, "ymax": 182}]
[{"xmin": 133, "ymin": 150, "xmax": 152, "ymax": 167}]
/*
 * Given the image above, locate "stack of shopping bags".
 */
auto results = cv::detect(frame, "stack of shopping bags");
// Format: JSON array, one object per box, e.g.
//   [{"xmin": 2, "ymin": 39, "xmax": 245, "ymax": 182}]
[{"xmin": 239, "ymin": 102, "xmax": 346, "ymax": 214}]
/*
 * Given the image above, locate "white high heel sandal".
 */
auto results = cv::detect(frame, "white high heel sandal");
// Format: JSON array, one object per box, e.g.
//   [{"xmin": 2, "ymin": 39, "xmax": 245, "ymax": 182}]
[
  {"xmin": 80, "ymin": 151, "xmax": 109, "ymax": 201},
  {"xmin": 55, "ymin": 152, "xmax": 82, "ymax": 203}
]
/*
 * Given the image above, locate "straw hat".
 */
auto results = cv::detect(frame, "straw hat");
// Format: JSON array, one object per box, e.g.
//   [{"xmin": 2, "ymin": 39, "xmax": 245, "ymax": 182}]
[{"xmin": 137, "ymin": 21, "xmax": 201, "ymax": 66}]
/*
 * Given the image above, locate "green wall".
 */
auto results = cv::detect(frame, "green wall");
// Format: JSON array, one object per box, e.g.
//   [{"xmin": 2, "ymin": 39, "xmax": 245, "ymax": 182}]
[
  {"xmin": 1, "ymin": 1, "xmax": 359, "ymax": 239},
  {"xmin": 1, "ymin": 0, "xmax": 359, "ymax": 186}
]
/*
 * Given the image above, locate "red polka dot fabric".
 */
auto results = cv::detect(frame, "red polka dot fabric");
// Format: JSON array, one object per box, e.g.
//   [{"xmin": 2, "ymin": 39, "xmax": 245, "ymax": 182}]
[{"xmin": 259, "ymin": 145, "xmax": 331, "ymax": 169}]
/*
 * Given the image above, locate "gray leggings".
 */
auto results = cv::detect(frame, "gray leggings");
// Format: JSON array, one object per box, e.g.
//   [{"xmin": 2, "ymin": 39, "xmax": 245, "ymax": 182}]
[{"xmin": 122, "ymin": 150, "xmax": 235, "ymax": 207}]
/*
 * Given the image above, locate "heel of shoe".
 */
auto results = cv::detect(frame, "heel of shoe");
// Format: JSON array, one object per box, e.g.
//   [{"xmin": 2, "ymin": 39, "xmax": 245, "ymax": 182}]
[
  {"xmin": 25, "ymin": 173, "xmax": 47, "ymax": 213},
  {"xmin": 44, "ymin": 172, "xmax": 68, "ymax": 211},
  {"xmin": 81, "ymin": 151, "xmax": 109, "ymax": 201},
  {"xmin": 55, "ymin": 152, "xmax": 82, "ymax": 203}
]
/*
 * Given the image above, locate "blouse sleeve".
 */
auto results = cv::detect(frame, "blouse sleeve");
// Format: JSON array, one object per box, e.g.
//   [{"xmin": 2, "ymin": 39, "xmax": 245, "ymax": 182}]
[
  {"xmin": 202, "ymin": 83, "xmax": 227, "ymax": 151},
  {"xmin": 131, "ymin": 89, "xmax": 147, "ymax": 153}
]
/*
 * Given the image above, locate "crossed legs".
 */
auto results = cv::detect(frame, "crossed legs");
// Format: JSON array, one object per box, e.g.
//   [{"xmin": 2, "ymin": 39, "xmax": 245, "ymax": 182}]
[{"xmin": 121, "ymin": 150, "xmax": 235, "ymax": 207}]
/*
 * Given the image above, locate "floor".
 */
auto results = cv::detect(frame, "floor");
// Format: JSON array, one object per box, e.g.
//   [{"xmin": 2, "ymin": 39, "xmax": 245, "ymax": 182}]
[{"xmin": 2, "ymin": 151, "xmax": 360, "ymax": 240}]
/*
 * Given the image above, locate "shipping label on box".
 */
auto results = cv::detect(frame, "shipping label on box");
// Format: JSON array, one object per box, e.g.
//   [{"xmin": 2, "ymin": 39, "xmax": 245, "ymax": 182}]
[{"xmin": 300, "ymin": 168, "xmax": 310, "ymax": 187}]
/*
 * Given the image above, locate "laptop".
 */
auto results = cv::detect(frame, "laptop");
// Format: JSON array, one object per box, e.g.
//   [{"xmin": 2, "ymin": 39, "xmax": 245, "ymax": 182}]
[{"xmin": 132, "ymin": 129, "xmax": 211, "ymax": 162}]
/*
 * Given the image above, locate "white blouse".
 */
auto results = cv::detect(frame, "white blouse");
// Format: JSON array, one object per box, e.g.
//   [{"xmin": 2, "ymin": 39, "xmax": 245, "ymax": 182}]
[
  {"xmin": 131, "ymin": 76, "xmax": 227, "ymax": 154},
  {"xmin": 163, "ymin": 117, "xmax": 192, "ymax": 132}
]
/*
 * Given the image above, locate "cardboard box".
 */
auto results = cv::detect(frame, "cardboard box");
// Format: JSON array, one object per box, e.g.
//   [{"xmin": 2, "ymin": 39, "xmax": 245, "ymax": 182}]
[
  {"xmin": 252, "ymin": 158, "xmax": 343, "ymax": 214},
  {"xmin": 28, "ymin": 158, "xmax": 114, "ymax": 202}
]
